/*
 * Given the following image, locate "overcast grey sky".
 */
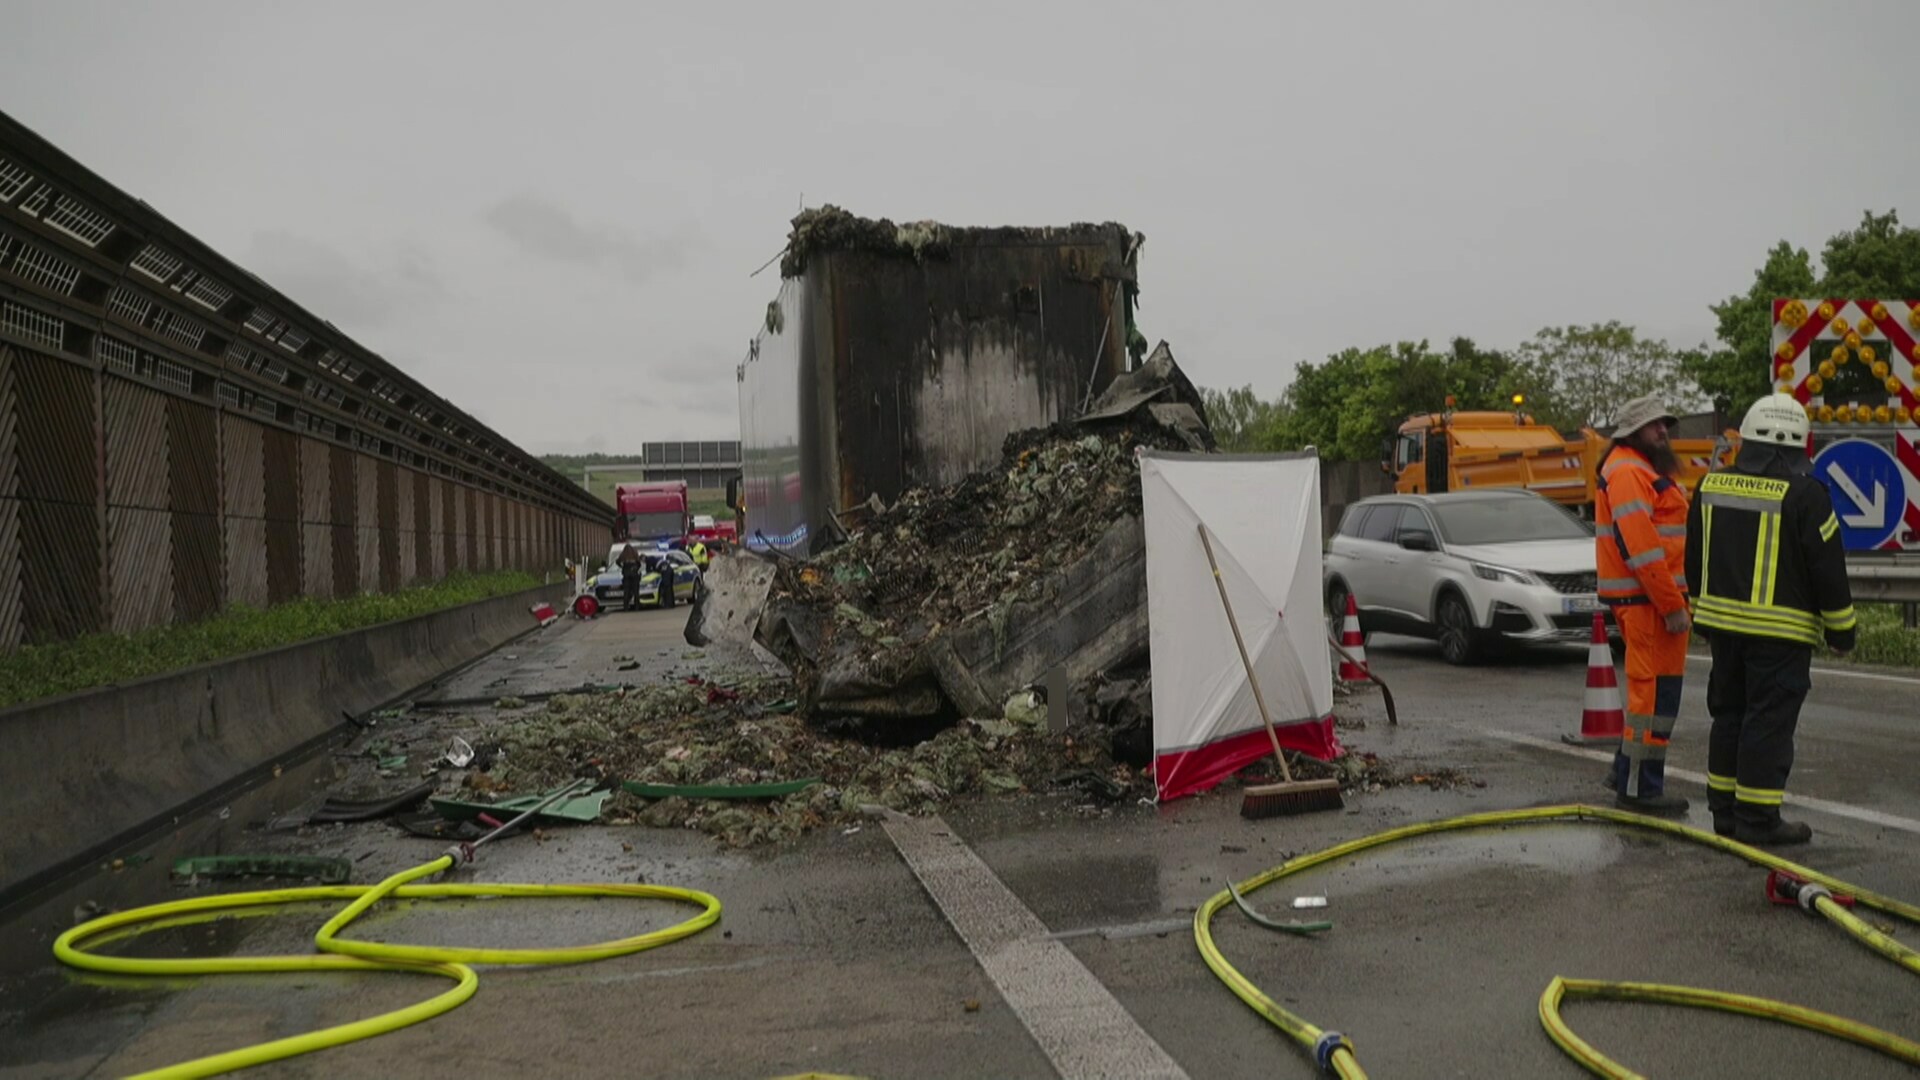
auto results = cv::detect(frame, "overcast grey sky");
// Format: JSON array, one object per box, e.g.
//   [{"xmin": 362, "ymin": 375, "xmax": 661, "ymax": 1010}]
[{"xmin": 5, "ymin": 1, "xmax": 1915, "ymax": 453}]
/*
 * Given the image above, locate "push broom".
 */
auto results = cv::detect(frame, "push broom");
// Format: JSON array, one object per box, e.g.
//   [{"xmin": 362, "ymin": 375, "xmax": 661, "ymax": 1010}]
[{"xmin": 1196, "ymin": 524, "xmax": 1343, "ymax": 819}]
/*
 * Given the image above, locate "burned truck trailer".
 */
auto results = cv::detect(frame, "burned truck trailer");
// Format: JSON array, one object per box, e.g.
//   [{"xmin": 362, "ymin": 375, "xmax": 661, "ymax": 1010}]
[{"xmin": 736, "ymin": 207, "xmax": 1143, "ymax": 554}]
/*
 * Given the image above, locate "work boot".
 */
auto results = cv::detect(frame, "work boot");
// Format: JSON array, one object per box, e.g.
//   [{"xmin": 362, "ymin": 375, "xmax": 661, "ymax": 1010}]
[
  {"xmin": 1711, "ymin": 815, "xmax": 1736, "ymax": 838},
  {"xmin": 1735, "ymin": 819, "xmax": 1812, "ymax": 846},
  {"xmin": 1615, "ymin": 792, "xmax": 1690, "ymax": 817}
]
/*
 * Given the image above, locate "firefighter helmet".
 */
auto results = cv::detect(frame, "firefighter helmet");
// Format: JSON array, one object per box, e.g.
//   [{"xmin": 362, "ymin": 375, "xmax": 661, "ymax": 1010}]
[{"xmin": 1740, "ymin": 392, "xmax": 1811, "ymax": 445}]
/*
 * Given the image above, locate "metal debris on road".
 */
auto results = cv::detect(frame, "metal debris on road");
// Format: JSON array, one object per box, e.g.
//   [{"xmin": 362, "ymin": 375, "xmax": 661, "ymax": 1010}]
[
  {"xmin": 171, "ymin": 854, "xmax": 353, "ymax": 885},
  {"xmin": 429, "ymin": 786, "xmax": 611, "ymax": 827},
  {"xmin": 462, "ymin": 675, "xmax": 1150, "ymax": 847},
  {"xmin": 308, "ymin": 781, "xmax": 436, "ymax": 824}
]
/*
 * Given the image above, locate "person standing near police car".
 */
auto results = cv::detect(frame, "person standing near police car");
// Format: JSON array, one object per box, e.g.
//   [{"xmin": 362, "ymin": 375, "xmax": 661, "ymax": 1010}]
[
  {"xmin": 1685, "ymin": 392, "xmax": 1855, "ymax": 846},
  {"xmin": 1596, "ymin": 394, "xmax": 1693, "ymax": 815}
]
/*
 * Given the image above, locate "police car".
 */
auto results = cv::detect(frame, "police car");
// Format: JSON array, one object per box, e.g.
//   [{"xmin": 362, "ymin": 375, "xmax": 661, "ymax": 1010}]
[{"xmin": 592, "ymin": 544, "xmax": 701, "ymax": 609}]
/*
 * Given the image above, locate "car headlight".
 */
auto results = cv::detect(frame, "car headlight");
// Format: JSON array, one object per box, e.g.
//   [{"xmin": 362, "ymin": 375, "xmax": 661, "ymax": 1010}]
[{"xmin": 1470, "ymin": 561, "xmax": 1538, "ymax": 586}]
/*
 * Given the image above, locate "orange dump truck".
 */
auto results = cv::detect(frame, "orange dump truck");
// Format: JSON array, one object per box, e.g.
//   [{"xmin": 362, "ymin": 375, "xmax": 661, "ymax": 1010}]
[{"xmin": 1384, "ymin": 406, "xmax": 1733, "ymax": 514}]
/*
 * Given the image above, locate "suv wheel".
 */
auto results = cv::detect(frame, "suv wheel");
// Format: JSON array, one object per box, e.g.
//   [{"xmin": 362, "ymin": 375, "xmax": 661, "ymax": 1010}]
[
  {"xmin": 1436, "ymin": 592, "xmax": 1482, "ymax": 666},
  {"xmin": 1326, "ymin": 580, "xmax": 1362, "ymax": 643}
]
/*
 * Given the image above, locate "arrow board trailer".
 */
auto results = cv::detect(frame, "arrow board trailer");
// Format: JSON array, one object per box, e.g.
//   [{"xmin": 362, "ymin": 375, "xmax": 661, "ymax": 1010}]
[{"xmin": 1770, "ymin": 298, "xmax": 1920, "ymax": 551}]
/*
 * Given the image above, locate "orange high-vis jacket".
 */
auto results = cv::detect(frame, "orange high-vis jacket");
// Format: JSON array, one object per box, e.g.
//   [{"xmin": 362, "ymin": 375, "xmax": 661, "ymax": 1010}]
[{"xmin": 1595, "ymin": 445, "xmax": 1689, "ymax": 615}]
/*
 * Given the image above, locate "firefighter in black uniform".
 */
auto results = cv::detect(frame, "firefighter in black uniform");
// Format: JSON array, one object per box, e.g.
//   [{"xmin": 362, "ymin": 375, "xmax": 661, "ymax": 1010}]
[{"xmin": 1684, "ymin": 393, "xmax": 1856, "ymax": 846}]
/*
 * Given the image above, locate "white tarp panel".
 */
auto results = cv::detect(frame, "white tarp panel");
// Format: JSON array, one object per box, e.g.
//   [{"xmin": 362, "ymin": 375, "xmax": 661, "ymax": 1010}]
[{"xmin": 1140, "ymin": 450, "xmax": 1337, "ymax": 802}]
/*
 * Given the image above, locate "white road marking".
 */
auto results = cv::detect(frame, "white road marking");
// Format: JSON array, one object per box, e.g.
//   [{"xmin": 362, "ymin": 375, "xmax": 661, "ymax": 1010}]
[
  {"xmin": 1684, "ymin": 652, "xmax": 1920, "ymax": 687},
  {"xmin": 1486, "ymin": 730, "xmax": 1920, "ymax": 836},
  {"xmin": 883, "ymin": 814, "xmax": 1189, "ymax": 1080}
]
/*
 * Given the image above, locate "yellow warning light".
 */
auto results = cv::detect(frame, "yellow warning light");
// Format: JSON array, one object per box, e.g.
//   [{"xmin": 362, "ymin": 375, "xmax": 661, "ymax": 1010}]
[
  {"xmin": 1845, "ymin": 331, "xmax": 1863, "ymax": 349},
  {"xmin": 1832, "ymin": 346, "xmax": 1851, "ymax": 365},
  {"xmin": 1819, "ymin": 360, "xmax": 1836, "ymax": 380},
  {"xmin": 1910, "ymin": 307, "xmax": 1920, "ymax": 331},
  {"xmin": 1817, "ymin": 404, "xmax": 1834, "ymax": 422},
  {"xmin": 1833, "ymin": 317, "xmax": 1851, "ymax": 335},
  {"xmin": 1776, "ymin": 362, "xmax": 1795, "ymax": 380},
  {"xmin": 1889, "ymin": 377, "xmax": 1905, "ymax": 395},
  {"xmin": 1836, "ymin": 406, "xmax": 1853, "ymax": 424},
  {"xmin": 1776, "ymin": 341, "xmax": 1797, "ymax": 360},
  {"xmin": 1899, "ymin": 406, "xmax": 1914, "ymax": 424},
  {"xmin": 1777, "ymin": 382, "xmax": 1795, "ymax": 394},
  {"xmin": 1862, "ymin": 345, "xmax": 1878, "ymax": 365},
  {"xmin": 1858, "ymin": 316, "xmax": 1878, "ymax": 336},
  {"xmin": 1819, "ymin": 301, "xmax": 1837, "ymax": 321},
  {"xmin": 1871, "ymin": 302, "xmax": 1889, "ymax": 322},
  {"xmin": 1781, "ymin": 300, "xmax": 1809, "ymax": 329},
  {"xmin": 1807, "ymin": 374, "xmax": 1825, "ymax": 394},
  {"xmin": 1874, "ymin": 361, "xmax": 1890, "ymax": 380},
  {"xmin": 1512, "ymin": 393, "xmax": 1526, "ymax": 406},
  {"xmin": 1875, "ymin": 405, "xmax": 1893, "ymax": 424}
]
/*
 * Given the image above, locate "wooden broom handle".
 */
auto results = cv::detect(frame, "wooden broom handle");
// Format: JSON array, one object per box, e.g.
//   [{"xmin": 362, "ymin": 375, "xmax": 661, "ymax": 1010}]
[{"xmin": 1197, "ymin": 524, "xmax": 1295, "ymax": 783}]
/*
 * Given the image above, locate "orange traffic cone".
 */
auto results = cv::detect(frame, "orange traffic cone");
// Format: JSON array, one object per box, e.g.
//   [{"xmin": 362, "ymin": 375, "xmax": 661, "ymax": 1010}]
[
  {"xmin": 1337, "ymin": 594, "xmax": 1369, "ymax": 681},
  {"xmin": 1564, "ymin": 611, "xmax": 1624, "ymax": 745}
]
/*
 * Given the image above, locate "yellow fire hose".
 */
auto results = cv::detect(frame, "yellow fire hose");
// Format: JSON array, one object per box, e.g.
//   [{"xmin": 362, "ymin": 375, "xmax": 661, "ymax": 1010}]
[
  {"xmin": 1194, "ymin": 804, "xmax": 1920, "ymax": 1079},
  {"xmin": 54, "ymin": 852, "xmax": 721, "ymax": 1079}
]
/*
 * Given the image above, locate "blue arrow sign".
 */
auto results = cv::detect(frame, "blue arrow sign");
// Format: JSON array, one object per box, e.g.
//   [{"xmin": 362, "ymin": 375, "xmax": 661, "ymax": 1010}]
[{"xmin": 1811, "ymin": 438, "xmax": 1904, "ymax": 550}]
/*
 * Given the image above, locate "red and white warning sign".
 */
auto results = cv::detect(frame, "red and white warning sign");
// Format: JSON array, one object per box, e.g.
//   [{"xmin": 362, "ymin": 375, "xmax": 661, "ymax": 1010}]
[{"xmin": 1771, "ymin": 298, "xmax": 1920, "ymax": 549}]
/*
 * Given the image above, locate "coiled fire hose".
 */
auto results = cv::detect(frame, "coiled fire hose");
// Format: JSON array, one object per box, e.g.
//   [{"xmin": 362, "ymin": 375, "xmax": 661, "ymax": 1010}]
[
  {"xmin": 54, "ymin": 780, "xmax": 721, "ymax": 1079},
  {"xmin": 1195, "ymin": 804, "xmax": 1920, "ymax": 1078}
]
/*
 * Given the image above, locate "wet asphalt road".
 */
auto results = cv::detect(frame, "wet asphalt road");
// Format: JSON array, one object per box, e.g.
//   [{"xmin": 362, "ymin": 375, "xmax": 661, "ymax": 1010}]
[{"xmin": 2, "ymin": 613, "xmax": 1917, "ymax": 1079}]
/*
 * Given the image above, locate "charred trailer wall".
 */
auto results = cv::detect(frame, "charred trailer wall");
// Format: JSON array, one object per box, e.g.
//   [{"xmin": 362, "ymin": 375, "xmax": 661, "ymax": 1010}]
[
  {"xmin": 815, "ymin": 232, "xmax": 1134, "ymax": 509},
  {"xmin": 738, "ymin": 217, "xmax": 1138, "ymax": 557}
]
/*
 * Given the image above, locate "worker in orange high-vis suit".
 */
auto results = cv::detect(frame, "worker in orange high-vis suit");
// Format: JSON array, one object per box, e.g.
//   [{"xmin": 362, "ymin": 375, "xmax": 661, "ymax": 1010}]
[{"xmin": 1595, "ymin": 394, "xmax": 1692, "ymax": 816}]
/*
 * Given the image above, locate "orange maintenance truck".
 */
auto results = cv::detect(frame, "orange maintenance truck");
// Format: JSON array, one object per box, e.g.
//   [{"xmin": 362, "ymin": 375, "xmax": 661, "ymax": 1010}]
[{"xmin": 1383, "ymin": 397, "xmax": 1733, "ymax": 515}]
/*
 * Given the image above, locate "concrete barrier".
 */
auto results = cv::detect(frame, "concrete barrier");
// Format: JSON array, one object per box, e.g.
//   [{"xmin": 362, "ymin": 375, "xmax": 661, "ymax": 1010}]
[{"xmin": 0, "ymin": 582, "xmax": 571, "ymax": 901}]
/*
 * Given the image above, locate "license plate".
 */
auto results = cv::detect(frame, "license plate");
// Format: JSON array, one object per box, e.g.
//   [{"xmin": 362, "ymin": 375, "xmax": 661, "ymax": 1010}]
[{"xmin": 1564, "ymin": 596, "xmax": 1605, "ymax": 614}]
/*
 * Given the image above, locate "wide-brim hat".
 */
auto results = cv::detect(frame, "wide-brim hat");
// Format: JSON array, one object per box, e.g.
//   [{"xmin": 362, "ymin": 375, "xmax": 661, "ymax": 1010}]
[{"xmin": 1613, "ymin": 395, "xmax": 1678, "ymax": 438}]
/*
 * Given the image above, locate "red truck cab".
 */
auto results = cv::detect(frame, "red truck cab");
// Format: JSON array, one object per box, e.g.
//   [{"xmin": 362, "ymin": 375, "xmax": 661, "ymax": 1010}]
[{"xmin": 614, "ymin": 481, "xmax": 691, "ymax": 544}]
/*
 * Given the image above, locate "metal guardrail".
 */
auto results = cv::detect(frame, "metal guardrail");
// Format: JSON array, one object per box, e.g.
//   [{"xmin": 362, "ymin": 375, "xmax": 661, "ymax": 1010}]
[{"xmin": 1846, "ymin": 553, "xmax": 1920, "ymax": 605}]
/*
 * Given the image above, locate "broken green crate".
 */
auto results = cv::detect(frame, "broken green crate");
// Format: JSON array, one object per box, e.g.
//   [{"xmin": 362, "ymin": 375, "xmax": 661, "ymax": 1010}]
[
  {"xmin": 429, "ymin": 787, "xmax": 612, "ymax": 825},
  {"xmin": 171, "ymin": 855, "xmax": 353, "ymax": 885},
  {"xmin": 621, "ymin": 777, "xmax": 822, "ymax": 801}
]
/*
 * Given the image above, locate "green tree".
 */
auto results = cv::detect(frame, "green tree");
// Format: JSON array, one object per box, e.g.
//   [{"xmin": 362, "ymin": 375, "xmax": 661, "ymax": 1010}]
[
  {"xmin": 1197, "ymin": 385, "xmax": 1289, "ymax": 452},
  {"xmin": 1693, "ymin": 210, "xmax": 1920, "ymax": 413},
  {"xmin": 1269, "ymin": 338, "xmax": 1528, "ymax": 460},
  {"xmin": 1693, "ymin": 242, "xmax": 1817, "ymax": 412},
  {"xmin": 1819, "ymin": 209, "xmax": 1920, "ymax": 297},
  {"xmin": 1513, "ymin": 322, "xmax": 1704, "ymax": 429}
]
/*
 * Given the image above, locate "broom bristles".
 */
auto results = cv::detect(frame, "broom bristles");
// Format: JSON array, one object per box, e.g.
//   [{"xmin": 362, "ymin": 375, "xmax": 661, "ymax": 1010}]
[{"xmin": 1240, "ymin": 778, "xmax": 1344, "ymax": 819}]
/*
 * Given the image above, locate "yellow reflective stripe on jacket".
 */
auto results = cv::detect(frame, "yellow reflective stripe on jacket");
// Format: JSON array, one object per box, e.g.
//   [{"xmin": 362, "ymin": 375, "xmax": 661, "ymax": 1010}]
[
  {"xmin": 1749, "ymin": 510, "xmax": 1783, "ymax": 606},
  {"xmin": 1819, "ymin": 513, "xmax": 1840, "ymax": 542},
  {"xmin": 1694, "ymin": 593, "xmax": 1823, "ymax": 630},
  {"xmin": 1700, "ymin": 504, "xmax": 1714, "ymax": 597},
  {"xmin": 1693, "ymin": 596, "xmax": 1824, "ymax": 646},
  {"xmin": 1823, "ymin": 605, "xmax": 1857, "ymax": 631}
]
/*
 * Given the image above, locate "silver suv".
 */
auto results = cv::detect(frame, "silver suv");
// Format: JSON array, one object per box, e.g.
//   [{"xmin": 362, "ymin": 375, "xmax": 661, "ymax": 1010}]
[{"xmin": 1323, "ymin": 489, "xmax": 1614, "ymax": 664}]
